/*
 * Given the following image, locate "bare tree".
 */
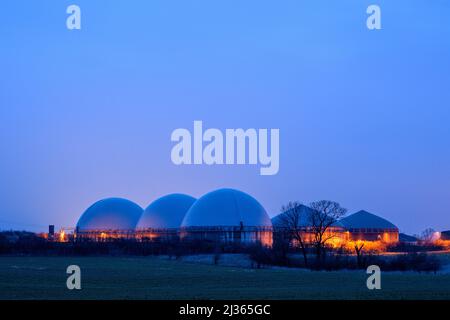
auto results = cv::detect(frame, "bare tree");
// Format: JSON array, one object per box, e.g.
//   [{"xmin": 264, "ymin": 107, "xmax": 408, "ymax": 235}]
[
  {"xmin": 354, "ymin": 242, "xmax": 365, "ymax": 269},
  {"xmin": 278, "ymin": 201, "xmax": 308, "ymax": 266},
  {"xmin": 421, "ymin": 228, "xmax": 437, "ymax": 244},
  {"xmin": 309, "ymin": 200, "xmax": 347, "ymax": 263}
]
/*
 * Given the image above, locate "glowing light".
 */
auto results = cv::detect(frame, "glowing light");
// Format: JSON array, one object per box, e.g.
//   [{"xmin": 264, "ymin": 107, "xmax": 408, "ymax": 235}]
[
  {"xmin": 433, "ymin": 232, "xmax": 441, "ymax": 241},
  {"xmin": 436, "ymin": 239, "xmax": 450, "ymax": 249},
  {"xmin": 326, "ymin": 236, "xmax": 346, "ymax": 248},
  {"xmin": 344, "ymin": 240, "xmax": 386, "ymax": 253},
  {"xmin": 59, "ymin": 230, "xmax": 66, "ymax": 242}
]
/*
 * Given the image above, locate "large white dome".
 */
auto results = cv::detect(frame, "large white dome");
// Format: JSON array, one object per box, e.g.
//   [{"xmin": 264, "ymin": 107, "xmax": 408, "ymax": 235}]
[
  {"xmin": 136, "ymin": 194, "xmax": 196, "ymax": 229},
  {"xmin": 77, "ymin": 198, "xmax": 143, "ymax": 231},
  {"xmin": 181, "ymin": 188, "xmax": 272, "ymax": 228}
]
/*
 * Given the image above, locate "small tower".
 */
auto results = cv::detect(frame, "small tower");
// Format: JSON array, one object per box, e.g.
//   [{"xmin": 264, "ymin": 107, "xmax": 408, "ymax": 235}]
[{"xmin": 48, "ymin": 225, "xmax": 55, "ymax": 241}]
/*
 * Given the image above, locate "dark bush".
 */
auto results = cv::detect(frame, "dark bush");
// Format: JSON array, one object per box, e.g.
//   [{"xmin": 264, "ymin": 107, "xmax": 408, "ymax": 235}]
[
  {"xmin": 0, "ymin": 231, "xmax": 444, "ymax": 274},
  {"xmin": 387, "ymin": 242, "xmax": 445, "ymax": 253},
  {"xmin": 360, "ymin": 253, "xmax": 442, "ymax": 273}
]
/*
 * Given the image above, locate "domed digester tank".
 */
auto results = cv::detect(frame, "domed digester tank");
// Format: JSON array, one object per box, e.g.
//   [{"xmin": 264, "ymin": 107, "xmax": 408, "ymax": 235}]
[
  {"xmin": 136, "ymin": 193, "xmax": 196, "ymax": 241},
  {"xmin": 180, "ymin": 188, "xmax": 272, "ymax": 246}
]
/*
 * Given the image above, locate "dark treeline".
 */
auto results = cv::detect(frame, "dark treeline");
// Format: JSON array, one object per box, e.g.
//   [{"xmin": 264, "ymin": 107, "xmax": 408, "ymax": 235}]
[
  {"xmin": 0, "ymin": 231, "xmax": 255, "ymax": 257},
  {"xmin": 248, "ymin": 241, "xmax": 442, "ymax": 273},
  {"xmin": 0, "ymin": 231, "xmax": 443, "ymax": 273}
]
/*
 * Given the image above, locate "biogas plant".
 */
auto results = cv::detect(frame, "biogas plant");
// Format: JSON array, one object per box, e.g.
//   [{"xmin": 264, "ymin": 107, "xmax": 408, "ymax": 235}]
[
  {"xmin": 75, "ymin": 189, "xmax": 273, "ymax": 246},
  {"xmin": 53, "ymin": 188, "xmax": 400, "ymax": 248}
]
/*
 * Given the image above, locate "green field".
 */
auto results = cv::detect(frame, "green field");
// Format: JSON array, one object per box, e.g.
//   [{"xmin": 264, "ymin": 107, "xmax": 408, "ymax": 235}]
[{"xmin": 0, "ymin": 256, "xmax": 449, "ymax": 300}]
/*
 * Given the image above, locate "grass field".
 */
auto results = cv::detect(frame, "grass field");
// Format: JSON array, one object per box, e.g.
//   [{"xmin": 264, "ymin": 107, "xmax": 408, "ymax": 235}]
[{"xmin": 1, "ymin": 256, "xmax": 449, "ymax": 300}]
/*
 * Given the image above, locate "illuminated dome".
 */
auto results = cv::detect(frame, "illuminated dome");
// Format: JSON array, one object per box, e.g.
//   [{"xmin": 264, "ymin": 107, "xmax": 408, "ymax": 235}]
[
  {"xmin": 137, "ymin": 194, "xmax": 196, "ymax": 229},
  {"xmin": 77, "ymin": 198, "xmax": 143, "ymax": 231},
  {"xmin": 181, "ymin": 188, "xmax": 272, "ymax": 227}
]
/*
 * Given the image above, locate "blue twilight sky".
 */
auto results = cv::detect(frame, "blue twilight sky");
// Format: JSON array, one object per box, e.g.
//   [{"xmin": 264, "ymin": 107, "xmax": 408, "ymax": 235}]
[{"xmin": 0, "ymin": 0, "xmax": 449, "ymax": 234}]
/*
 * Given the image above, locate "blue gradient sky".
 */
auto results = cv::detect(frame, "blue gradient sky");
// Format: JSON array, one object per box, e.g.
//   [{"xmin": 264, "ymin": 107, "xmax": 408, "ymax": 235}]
[{"xmin": 0, "ymin": 1, "xmax": 449, "ymax": 234}]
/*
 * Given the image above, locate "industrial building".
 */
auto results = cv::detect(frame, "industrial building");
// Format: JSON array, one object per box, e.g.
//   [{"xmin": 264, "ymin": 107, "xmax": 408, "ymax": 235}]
[
  {"xmin": 72, "ymin": 189, "xmax": 399, "ymax": 247},
  {"xmin": 76, "ymin": 198, "xmax": 143, "ymax": 240},
  {"xmin": 339, "ymin": 210, "xmax": 399, "ymax": 243},
  {"xmin": 271, "ymin": 205, "xmax": 347, "ymax": 246},
  {"xmin": 440, "ymin": 230, "xmax": 450, "ymax": 241},
  {"xmin": 135, "ymin": 193, "xmax": 196, "ymax": 241},
  {"xmin": 74, "ymin": 188, "xmax": 273, "ymax": 246},
  {"xmin": 179, "ymin": 188, "xmax": 273, "ymax": 246},
  {"xmin": 271, "ymin": 207, "xmax": 399, "ymax": 246}
]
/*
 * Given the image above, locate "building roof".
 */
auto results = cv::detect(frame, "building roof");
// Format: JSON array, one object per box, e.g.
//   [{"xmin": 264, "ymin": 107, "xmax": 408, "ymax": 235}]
[
  {"xmin": 181, "ymin": 188, "xmax": 272, "ymax": 228},
  {"xmin": 441, "ymin": 230, "xmax": 450, "ymax": 240},
  {"xmin": 339, "ymin": 210, "xmax": 398, "ymax": 230},
  {"xmin": 271, "ymin": 204, "xmax": 344, "ymax": 228},
  {"xmin": 136, "ymin": 194, "xmax": 196, "ymax": 229},
  {"xmin": 399, "ymin": 233, "xmax": 418, "ymax": 242},
  {"xmin": 77, "ymin": 198, "xmax": 143, "ymax": 231}
]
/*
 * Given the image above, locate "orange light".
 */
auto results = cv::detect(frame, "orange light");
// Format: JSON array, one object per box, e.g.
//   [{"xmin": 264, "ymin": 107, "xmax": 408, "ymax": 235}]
[
  {"xmin": 59, "ymin": 230, "xmax": 66, "ymax": 242},
  {"xmin": 435, "ymin": 239, "xmax": 450, "ymax": 248},
  {"xmin": 327, "ymin": 237, "xmax": 346, "ymax": 248},
  {"xmin": 344, "ymin": 240, "xmax": 386, "ymax": 253}
]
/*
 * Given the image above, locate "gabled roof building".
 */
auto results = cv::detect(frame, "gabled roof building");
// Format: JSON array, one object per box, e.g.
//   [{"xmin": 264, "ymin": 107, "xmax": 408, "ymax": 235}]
[{"xmin": 339, "ymin": 210, "xmax": 399, "ymax": 243}]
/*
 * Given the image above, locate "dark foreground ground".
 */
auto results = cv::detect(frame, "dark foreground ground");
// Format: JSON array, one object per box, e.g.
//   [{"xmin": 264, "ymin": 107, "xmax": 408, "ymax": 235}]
[{"xmin": 1, "ymin": 256, "xmax": 449, "ymax": 299}]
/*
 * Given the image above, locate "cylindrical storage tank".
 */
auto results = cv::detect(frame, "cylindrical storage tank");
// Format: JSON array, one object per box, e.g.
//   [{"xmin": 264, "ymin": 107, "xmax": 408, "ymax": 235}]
[
  {"xmin": 136, "ymin": 193, "xmax": 196, "ymax": 241},
  {"xmin": 180, "ymin": 188, "xmax": 272, "ymax": 246},
  {"xmin": 76, "ymin": 198, "xmax": 143, "ymax": 240}
]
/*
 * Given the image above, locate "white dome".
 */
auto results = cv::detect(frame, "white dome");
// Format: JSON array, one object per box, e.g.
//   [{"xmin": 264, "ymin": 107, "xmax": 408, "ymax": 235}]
[
  {"xmin": 77, "ymin": 198, "xmax": 143, "ymax": 231},
  {"xmin": 137, "ymin": 194, "xmax": 196, "ymax": 229},
  {"xmin": 181, "ymin": 188, "xmax": 272, "ymax": 228}
]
